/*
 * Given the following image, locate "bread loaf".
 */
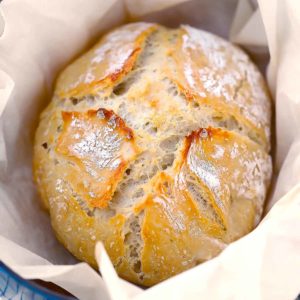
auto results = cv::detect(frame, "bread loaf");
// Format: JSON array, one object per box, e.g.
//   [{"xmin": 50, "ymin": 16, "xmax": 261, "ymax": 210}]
[{"xmin": 33, "ymin": 22, "xmax": 272, "ymax": 286}]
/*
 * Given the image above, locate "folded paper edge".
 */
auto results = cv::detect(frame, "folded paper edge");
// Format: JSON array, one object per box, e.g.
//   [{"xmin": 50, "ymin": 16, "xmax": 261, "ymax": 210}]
[
  {"xmin": 95, "ymin": 242, "xmax": 144, "ymax": 300},
  {"xmin": 124, "ymin": 0, "xmax": 191, "ymax": 18},
  {"xmin": 0, "ymin": 7, "xmax": 5, "ymax": 37}
]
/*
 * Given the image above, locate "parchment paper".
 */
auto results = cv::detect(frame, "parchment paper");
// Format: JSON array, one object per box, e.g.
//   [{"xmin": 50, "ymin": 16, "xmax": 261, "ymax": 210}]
[{"xmin": 0, "ymin": 0, "xmax": 299, "ymax": 299}]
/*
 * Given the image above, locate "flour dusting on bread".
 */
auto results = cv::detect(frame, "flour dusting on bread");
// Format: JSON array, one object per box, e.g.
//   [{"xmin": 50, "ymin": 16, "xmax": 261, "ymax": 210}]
[{"xmin": 33, "ymin": 22, "xmax": 272, "ymax": 286}]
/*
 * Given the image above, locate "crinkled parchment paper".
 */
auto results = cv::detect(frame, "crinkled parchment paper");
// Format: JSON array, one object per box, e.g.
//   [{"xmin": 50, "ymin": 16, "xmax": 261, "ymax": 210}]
[{"xmin": 0, "ymin": 0, "xmax": 299, "ymax": 299}]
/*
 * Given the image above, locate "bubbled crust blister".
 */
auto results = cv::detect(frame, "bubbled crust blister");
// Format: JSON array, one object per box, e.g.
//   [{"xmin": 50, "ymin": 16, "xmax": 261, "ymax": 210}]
[{"xmin": 33, "ymin": 22, "xmax": 272, "ymax": 286}]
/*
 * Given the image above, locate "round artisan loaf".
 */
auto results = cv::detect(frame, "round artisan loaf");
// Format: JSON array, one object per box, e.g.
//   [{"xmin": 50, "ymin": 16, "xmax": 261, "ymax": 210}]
[{"xmin": 33, "ymin": 22, "xmax": 272, "ymax": 286}]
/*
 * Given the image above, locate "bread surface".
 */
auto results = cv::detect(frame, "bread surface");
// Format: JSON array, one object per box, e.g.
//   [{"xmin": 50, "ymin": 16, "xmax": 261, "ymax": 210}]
[{"xmin": 33, "ymin": 22, "xmax": 272, "ymax": 286}]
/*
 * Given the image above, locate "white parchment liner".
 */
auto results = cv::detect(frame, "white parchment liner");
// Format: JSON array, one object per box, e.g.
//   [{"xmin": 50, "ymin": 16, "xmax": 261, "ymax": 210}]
[{"xmin": 0, "ymin": 0, "xmax": 299, "ymax": 299}]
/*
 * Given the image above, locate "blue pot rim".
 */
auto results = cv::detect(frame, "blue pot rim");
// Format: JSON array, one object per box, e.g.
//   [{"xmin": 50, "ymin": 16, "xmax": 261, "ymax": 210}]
[{"xmin": 0, "ymin": 261, "xmax": 75, "ymax": 299}]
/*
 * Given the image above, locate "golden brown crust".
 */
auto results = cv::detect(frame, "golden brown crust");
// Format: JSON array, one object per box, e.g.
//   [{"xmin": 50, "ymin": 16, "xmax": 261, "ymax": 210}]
[
  {"xmin": 33, "ymin": 22, "xmax": 272, "ymax": 287},
  {"xmin": 130, "ymin": 128, "xmax": 271, "ymax": 285},
  {"xmin": 135, "ymin": 172, "xmax": 224, "ymax": 286},
  {"xmin": 56, "ymin": 23, "xmax": 157, "ymax": 98},
  {"xmin": 175, "ymin": 128, "xmax": 271, "ymax": 239},
  {"xmin": 56, "ymin": 108, "xmax": 139, "ymax": 208},
  {"xmin": 169, "ymin": 26, "xmax": 271, "ymax": 150}
]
